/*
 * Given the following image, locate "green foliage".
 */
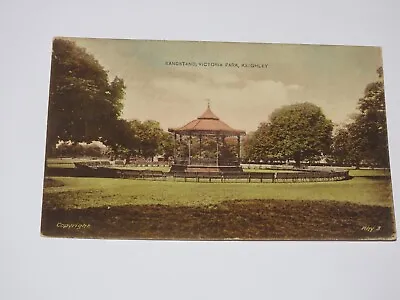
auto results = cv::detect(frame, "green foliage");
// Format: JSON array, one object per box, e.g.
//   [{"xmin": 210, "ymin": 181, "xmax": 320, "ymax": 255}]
[
  {"xmin": 160, "ymin": 132, "xmax": 175, "ymax": 160},
  {"xmin": 353, "ymin": 68, "xmax": 389, "ymax": 166},
  {"xmin": 132, "ymin": 120, "xmax": 166, "ymax": 159},
  {"xmin": 331, "ymin": 127, "xmax": 359, "ymax": 166},
  {"xmin": 108, "ymin": 119, "xmax": 170, "ymax": 161},
  {"xmin": 197, "ymin": 136, "xmax": 218, "ymax": 159},
  {"xmin": 331, "ymin": 67, "xmax": 389, "ymax": 167},
  {"xmin": 244, "ymin": 123, "xmax": 274, "ymax": 162},
  {"xmin": 247, "ymin": 103, "xmax": 333, "ymax": 165},
  {"xmin": 174, "ymin": 135, "xmax": 238, "ymax": 162},
  {"xmin": 55, "ymin": 141, "xmax": 106, "ymax": 158},
  {"xmin": 220, "ymin": 136, "xmax": 238, "ymax": 161},
  {"xmin": 103, "ymin": 119, "xmax": 139, "ymax": 160},
  {"xmin": 46, "ymin": 38, "xmax": 126, "ymax": 156}
]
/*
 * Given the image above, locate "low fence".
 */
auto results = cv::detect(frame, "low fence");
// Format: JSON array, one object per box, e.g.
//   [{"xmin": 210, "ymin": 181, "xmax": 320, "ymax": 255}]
[
  {"xmin": 77, "ymin": 160, "xmax": 170, "ymax": 167},
  {"xmin": 45, "ymin": 162, "xmax": 350, "ymax": 183},
  {"xmin": 170, "ymin": 170, "xmax": 350, "ymax": 183},
  {"xmin": 78, "ymin": 160, "xmax": 112, "ymax": 167}
]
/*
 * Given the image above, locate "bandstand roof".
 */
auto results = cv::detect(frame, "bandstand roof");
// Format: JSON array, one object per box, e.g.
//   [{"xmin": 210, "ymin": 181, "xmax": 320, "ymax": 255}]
[{"xmin": 168, "ymin": 105, "xmax": 246, "ymax": 136}]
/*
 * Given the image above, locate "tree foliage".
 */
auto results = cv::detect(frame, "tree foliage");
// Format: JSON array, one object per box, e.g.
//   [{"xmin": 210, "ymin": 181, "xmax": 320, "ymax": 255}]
[
  {"xmin": 247, "ymin": 103, "xmax": 333, "ymax": 166},
  {"xmin": 55, "ymin": 141, "xmax": 107, "ymax": 158},
  {"xmin": 82, "ymin": 118, "xmax": 173, "ymax": 162},
  {"xmin": 46, "ymin": 38, "xmax": 126, "ymax": 157},
  {"xmin": 244, "ymin": 123, "xmax": 272, "ymax": 162},
  {"xmin": 331, "ymin": 126, "xmax": 361, "ymax": 166},
  {"xmin": 353, "ymin": 67, "xmax": 389, "ymax": 166},
  {"xmin": 174, "ymin": 135, "xmax": 238, "ymax": 162},
  {"xmin": 107, "ymin": 119, "xmax": 171, "ymax": 161},
  {"xmin": 134, "ymin": 120, "xmax": 167, "ymax": 160},
  {"xmin": 331, "ymin": 67, "xmax": 389, "ymax": 167}
]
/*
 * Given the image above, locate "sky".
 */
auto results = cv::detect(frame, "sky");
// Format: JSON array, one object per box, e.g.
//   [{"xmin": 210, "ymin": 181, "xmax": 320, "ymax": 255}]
[{"xmin": 68, "ymin": 37, "xmax": 383, "ymax": 133}]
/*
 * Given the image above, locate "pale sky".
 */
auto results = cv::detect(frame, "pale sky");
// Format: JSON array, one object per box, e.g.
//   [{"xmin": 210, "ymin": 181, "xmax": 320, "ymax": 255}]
[{"xmin": 67, "ymin": 37, "xmax": 383, "ymax": 133}]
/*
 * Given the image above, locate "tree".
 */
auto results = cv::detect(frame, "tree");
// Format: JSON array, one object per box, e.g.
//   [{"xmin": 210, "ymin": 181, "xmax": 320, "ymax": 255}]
[
  {"xmin": 137, "ymin": 120, "xmax": 166, "ymax": 160},
  {"xmin": 351, "ymin": 67, "xmax": 389, "ymax": 167},
  {"xmin": 241, "ymin": 133, "xmax": 255, "ymax": 162},
  {"xmin": 245, "ymin": 123, "xmax": 274, "ymax": 163},
  {"xmin": 104, "ymin": 119, "xmax": 140, "ymax": 161},
  {"xmin": 84, "ymin": 143, "xmax": 104, "ymax": 157},
  {"xmin": 121, "ymin": 120, "xmax": 168, "ymax": 161},
  {"xmin": 331, "ymin": 67, "xmax": 389, "ymax": 168},
  {"xmin": 331, "ymin": 128, "xmax": 350, "ymax": 166},
  {"xmin": 46, "ymin": 38, "xmax": 126, "ymax": 159},
  {"xmin": 249, "ymin": 103, "xmax": 333, "ymax": 167},
  {"xmin": 160, "ymin": 132, "xmax": 175, "ymax": 160},
  {"xmin": 220, "ymin": 136, "xmax": 238, "ymax": 162},
  {"xmin": 331, "ymin": 126, "xmax": 362, "ymax": 166}
]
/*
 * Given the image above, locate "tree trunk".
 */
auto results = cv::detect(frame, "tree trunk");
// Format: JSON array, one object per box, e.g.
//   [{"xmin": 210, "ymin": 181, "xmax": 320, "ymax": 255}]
[
  {"xmin": 295, "ymin": 159, "xmax": 301, "ymax": 168},
  {"xmin": 125, "ymin": 153, "xmax": 131, "ymax": 165},
  {"xmin": 294, "ymin": 152, "xmax": 301, "ymax": 168}
]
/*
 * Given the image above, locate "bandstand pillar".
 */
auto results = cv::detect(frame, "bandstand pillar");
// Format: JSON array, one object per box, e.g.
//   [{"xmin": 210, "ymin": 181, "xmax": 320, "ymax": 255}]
[
  {"xmin": 188, "ymin": 135, "xmax": 192, "ymax": 165},
  {"xmin": 173, "ymin": 133, "xmax": 177, "ymax": 160},
  {"xmin": 216, "ymin": 135, "xmax": 219, "ymax": 166},
  {"xmin": 179, "ymin": 135, "xmax": 182, "ymax": 161},
  {"xmin": 199, "ymin": 135, "xmax": 202, "ymax": 159},
  {"xmin": 237, "ymin": 135, "xmax": 241, "ymax": 163}
]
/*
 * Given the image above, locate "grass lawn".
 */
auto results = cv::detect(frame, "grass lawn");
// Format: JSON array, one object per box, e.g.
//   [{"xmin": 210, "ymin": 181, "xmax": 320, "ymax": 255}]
[
  {"xmin": 41, "ymin": 199, "xmax": 395, "ymax": 240},
  {"xmin": 43, "ymin": 175, "xmax": 393, "ymax": 210},
  {"xmin": 349, "ymin": 169, "xmax": 391, "ymax": 177},
  {"xmin": 47, "ymin": 158, "xmax": 75, "ymax": 169},
  {"xmin": 41, "ymin": 166, "xmax": 395, "ymax": 240},
  {"xmin": 47, "ymin": 158, "xmax": 75, "ymax": 164},
  {"xmin": 47, "ymin": 163, "xmax": 76, "ymax": 169}
]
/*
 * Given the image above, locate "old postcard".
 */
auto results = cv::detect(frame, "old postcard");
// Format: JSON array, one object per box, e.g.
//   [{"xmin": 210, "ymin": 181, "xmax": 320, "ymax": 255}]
[{"xmin": 41, "ymin": 37, "xmax": 396, "ymax": 240}]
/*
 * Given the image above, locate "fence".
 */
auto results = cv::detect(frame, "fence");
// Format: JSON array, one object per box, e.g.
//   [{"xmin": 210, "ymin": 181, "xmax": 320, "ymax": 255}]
[
  {"xmin": 46, "ymin": 162, "xmax": 350, "ymax": 183},
  {"xmin": 169, "ymin": 170, "xmax": 350, "ymax": 183}
]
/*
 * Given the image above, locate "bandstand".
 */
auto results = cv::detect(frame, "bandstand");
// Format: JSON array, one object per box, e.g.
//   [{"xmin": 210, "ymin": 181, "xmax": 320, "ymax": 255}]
[{"xmin": 168, "ymin": 104, "xmax": 246, "ymax": 174}]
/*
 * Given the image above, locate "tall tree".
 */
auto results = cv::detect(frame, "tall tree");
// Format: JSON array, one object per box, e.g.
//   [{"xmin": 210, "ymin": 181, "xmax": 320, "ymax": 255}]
[
  {"xmin": 331, "ymin": 126, "xmax": 362, "ymax": 166},
  {"xmin": 352, "ymin": 66, "xmax": 389, "ymax": 167},
  {"xmin": 46, "ymin": 38, "xmax": 126, "ymax": 158},
  {"xmin": 104, "ymin": 119, "xmax": 140, "ymax": 161},
  {"xmin": 329, "ymin": 66, "xmax": 389, "ymax": 168},
  {"xmin": 127, "ymin": 120, "xmax": 166, "ymax": 160},
  {"xmin": 249, "ymin": 103, "xmax": 333, "ymax": 166},
  {"xmin": 220, "ymin": 136, "xmax": 238, "ymax": 162},
  {"xmin": 160, "ymin": 132, "xmax": 175, "ymax": 160},
  {"xmin": 245, "ymin": 123, "xmax": 274, "ymax": 163}
]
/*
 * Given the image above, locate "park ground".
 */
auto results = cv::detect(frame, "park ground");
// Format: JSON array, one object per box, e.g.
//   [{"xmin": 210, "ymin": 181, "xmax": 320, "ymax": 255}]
[{"xmin": 41, "ymin": 159, "xmax": 396, "ymax": 240}]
